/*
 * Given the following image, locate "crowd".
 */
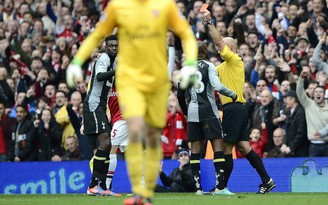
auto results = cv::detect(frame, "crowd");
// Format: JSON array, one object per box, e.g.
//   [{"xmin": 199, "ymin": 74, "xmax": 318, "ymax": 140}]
[{"xmin": 0, "ymin": 0, "xmax": 328, "ymax": 164}]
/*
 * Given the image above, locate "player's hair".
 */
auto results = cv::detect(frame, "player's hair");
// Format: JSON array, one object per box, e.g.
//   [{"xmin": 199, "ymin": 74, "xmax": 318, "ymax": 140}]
[
  {"xmin": 197, "ymin": 41, "xmax": 207, "ymax": 60},
  {"xmin": 105, "ymin": 35, "xmax": 118, "ymax": 42}
]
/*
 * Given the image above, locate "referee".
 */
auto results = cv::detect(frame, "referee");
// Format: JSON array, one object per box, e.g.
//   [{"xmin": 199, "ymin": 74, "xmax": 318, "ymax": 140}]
[{"xmin": 202, "ymin": 8, "xmax": 275, "ymax": 194}]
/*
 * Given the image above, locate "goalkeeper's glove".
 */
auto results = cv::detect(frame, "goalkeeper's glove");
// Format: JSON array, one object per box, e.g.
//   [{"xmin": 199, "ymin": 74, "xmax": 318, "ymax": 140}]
[
  {"xmin": 179, "ymin": 60, "xmax": 198, "ymax": 90},
  {"xmin": 66, "ymin": 59, "xmax": 84, "ymax": 88}
]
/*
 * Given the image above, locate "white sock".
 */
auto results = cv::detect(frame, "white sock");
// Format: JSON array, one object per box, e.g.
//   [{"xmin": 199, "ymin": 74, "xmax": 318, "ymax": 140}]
[{"xmin": 106, "ymin": 154, "xmax": 117, "ymax": 190}]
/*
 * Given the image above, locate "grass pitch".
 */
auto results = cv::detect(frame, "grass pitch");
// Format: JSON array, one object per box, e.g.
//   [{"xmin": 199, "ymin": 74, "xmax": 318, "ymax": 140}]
[{"xmin": 0, "ymin": 193, "xmax": 327, "ymax": 205}]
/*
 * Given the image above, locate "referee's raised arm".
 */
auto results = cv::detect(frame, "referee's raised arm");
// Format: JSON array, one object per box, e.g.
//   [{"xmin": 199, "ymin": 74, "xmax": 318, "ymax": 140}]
[{"xmin": 202, "ymin": 9, "xmax": 225, "ymax": 52}]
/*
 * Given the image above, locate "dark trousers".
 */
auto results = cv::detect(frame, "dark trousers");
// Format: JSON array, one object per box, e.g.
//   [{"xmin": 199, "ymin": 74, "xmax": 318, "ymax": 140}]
[
  {"xmin": 155, "ymin": 183, "xmax": 193, "ymax": 193},
  {"xmin": 309, "ymin": 143, "xmax": 328, "ymax": 157}
]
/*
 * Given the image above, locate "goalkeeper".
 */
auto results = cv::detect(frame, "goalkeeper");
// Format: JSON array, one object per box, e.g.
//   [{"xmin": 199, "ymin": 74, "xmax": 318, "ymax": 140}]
[{"xmin": 66, "ymin": 0, "xmax": 198, "ymax": 204}]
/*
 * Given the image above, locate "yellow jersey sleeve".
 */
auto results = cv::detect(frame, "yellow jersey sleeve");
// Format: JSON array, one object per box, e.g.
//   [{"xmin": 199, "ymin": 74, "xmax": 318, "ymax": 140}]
[
  {"xmin": 74, "ymin": 2, "xmax": 117, "ymax": 64},
  {"xmin": 219, "ymin": 45, "xmax": 242, "ymax": 66},
  {"xmin": 168, "ymin": 0, "xmax": 197, "ymax": 62}
]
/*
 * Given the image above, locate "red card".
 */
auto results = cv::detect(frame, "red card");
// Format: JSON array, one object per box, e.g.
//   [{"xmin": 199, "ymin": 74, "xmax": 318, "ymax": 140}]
[{"xmin": 200, "ymin": 3, "xmax": 209, "ymax": 13}]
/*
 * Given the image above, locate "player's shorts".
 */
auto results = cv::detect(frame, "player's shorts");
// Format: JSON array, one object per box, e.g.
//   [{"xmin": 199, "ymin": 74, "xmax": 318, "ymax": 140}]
[
  {"xmin": 222, "ymin": 102, "xmax": 249, "ymax": 143},
  {"xmin": 116, "ymin": 83, "xmax": 170, "ymax": 128},
  {"xmin": 188, "ymin": 118, "xmax": 223, "ymax": 141},
  {"xmin": 83, "ymin": 110, "xmax": 110, "ymax": 135},
  {"xmin": 111, "ymin": 120, "xmax": 128, "ymax": 150}
]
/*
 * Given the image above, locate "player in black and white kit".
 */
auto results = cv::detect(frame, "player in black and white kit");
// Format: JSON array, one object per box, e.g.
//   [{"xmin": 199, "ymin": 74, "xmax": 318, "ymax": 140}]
[
  {"xmin": 82, "ymin": 35, "xmax": 118, "ymax": 196},
  {"xmin": 178, "ymin": 41, "xmax": 237, "ymax": 195}
]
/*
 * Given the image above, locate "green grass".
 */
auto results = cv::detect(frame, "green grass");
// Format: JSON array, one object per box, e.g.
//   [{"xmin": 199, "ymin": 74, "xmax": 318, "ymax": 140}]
[{"xmin": 0, "ymin": 193, "xmax": 327, "ymax": 205}]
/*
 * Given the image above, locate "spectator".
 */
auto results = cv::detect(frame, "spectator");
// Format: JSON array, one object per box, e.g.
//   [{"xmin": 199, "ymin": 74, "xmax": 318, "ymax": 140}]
[
  {"xmin": 281, "ymin": 90, "xmax": 309, "ymax": 157},
  {"xmin": 69, "ymin": 91, "xmax": 82, "ymax": 114},
  {"xmin": 212, "ymin": 5, "xmax": 225, "ymax": 24},
  {"xmin": 314, "ymin": 122, "xmax": 328, "ymax": 138},
  {"xmin": 305, "ymin": 80, "xmax": 319, "ymax": 99},
  {"xmin": 296, "ymin": 69, "xmax": 328, "ymax": 157},
  {"xmin": 273, "ymin": 79, "xmax": 292, "ymax": 129},
  {"xmin": 53, "ymin": 90, "xmax": 74, "ymax": 149},
  {"xmin": 32, "ymin": 108, "xmax": 63, "ymax": 161},
  {"xmin": 248, "ymin": 89, "xmax": 280, "ymax": 152},
  {"xmin": 2, "ymin": 0, "xmax": 15, "ymax": 22},
  {"xmin": 156, "ymin": 148, "xmax": 194, "ymax": 193},
  {"xmin": 8, "ymin": 103, "xmax": 36, "ymax": 162},
  {"xmin": 9, "ymin": 91, "xmax": 28, "ymax": 118},
  {"xmin": 237, "ymin": 123, "xmax": 269, "ymax": 158},
  {"xmin": 247, "ymin": 32, "xmax": 260, "ymax": 54},
  {"xmin": 62, "ymin": 135, "xmax": 83, "ymax": 161},
  {"xmin": 43, "ymin": 82, "xmax": 56, "ymax": 107},
  {"xmin": 0, "ymin": 101, "xmax": 16, "ymax": 161},
  {"xmin": 34, "ymin": 68, "xmax": 51, "ymax": 99},
  {"xmin": 261, "ymin": 65, "xmax": 281, "ymax": 100},
  {"xmin": 57, "ymin": 81, "xmax": 70, "ymax": 96},
  {"xmin": 267, "ymin": 128, "xmax": 286, "ymax": 158},
  {"xmin": 30, "ymin": 56, "xmax": 45, "ymax": 77},
  {"xmin": 33, "ymin": 96, "xmax": 50, "ymax": 120},
  {"xmin": 279, "ymin": 80, "xmax": 292, "ymax": 100},
  {"xmin": 254, "ymin": 79, "xmax": 268, "ymax": 97},
  {"xmin": 55, "ymin": 0, "xmax": 74, "ymax": 42},
  {"xmin": 312, "ymin": 32, "xmax": 328, "ymax": 76},
  {"xmin": 243, "ymin": 81, "xmax": 256, "ymax": 103},
  {"xmin": 0, "ymin": 65, "xmax": 15, "ymax": 107},
  {"xmin": 162, "ymin": 91, "xmax": 187, "ymax": 159},
  {"xmin": 315, "ymin": 70, "xmax": 328, "ymax": 97},
  {"xmin": 66, "ymin": 100, "xmax": 93, "ymax": 161},
  {"xmin": 6, "ymin": 77, "xmax": 16, "ymax": 94}
]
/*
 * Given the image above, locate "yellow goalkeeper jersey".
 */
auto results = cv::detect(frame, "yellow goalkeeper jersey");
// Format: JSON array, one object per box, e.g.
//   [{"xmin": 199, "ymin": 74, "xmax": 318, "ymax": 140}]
[{"xmin": 74, "ymin": 0, "xmax": 197, "ymax": 92}]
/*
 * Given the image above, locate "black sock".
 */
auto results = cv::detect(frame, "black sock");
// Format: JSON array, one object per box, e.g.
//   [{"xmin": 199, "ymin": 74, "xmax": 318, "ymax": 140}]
[
  {"xmin": 190, "ymin": 153, "xmax": 202, "ymax": 191},
  {"xmin": 99, "ymin": 155, "xmax": 110, "ymax": 190},
  {"xmin": 224, "ymin": 154, "xmax": 233, "ymax": 187},
  {"xmin": 92, "ymin": 149, "xmax": 109, "ymax": 189},
  {"xmin": 213, "ymin": 151, "xmax": 225, "ymax": 189},
  {"xmin": 89, "ymin": 176, "xmax": 98, "ymax": 188},
  {"xmin": 244, "ymin": 150, "xmax": 270, "ymax": 183}
]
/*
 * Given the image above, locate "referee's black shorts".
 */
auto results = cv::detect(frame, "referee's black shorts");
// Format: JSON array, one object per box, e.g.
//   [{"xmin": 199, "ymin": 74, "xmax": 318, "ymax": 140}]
[
  {"xmin": 222, "ymin": 102, "xmax": 249, "ymax": 143},
  {"xmin": 83, "ymin": 110, "xmax": 110, "ymax": 135},
  {"xmin": 188, "ymin": 119, "xmax": 223, "ymax": 142}
]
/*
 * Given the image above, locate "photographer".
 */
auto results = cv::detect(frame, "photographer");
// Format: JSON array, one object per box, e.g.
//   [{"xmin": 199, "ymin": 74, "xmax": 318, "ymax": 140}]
[{"xmin": 156, "ymin": 149, "xmax": 195, "ymax": 193}]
